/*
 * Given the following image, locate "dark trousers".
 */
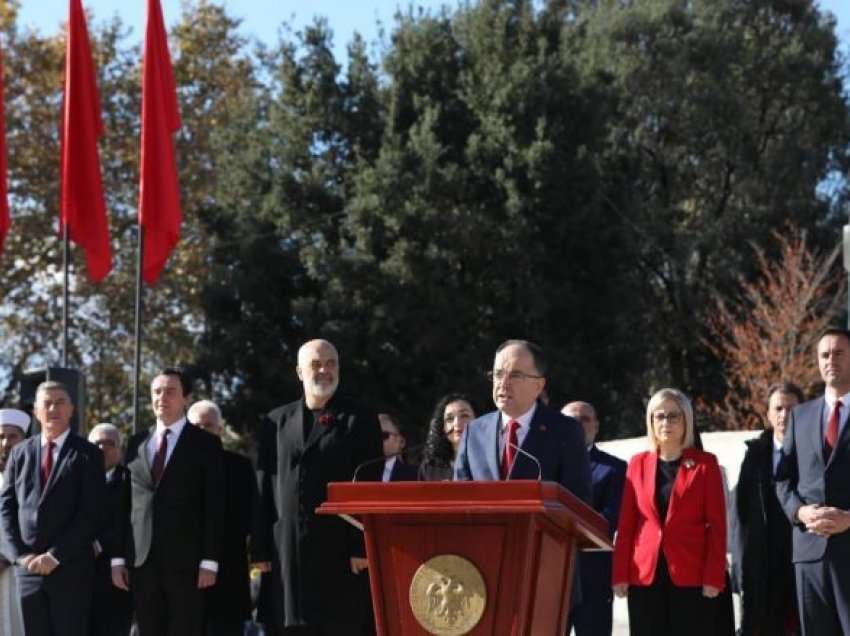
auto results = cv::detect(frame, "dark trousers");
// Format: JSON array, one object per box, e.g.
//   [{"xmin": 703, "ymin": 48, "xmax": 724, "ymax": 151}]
[
  {"xmin": 281, "ymin": 625, "xmax": 353, "ymax": 635},
  {"xmin": 89, "ymin": 558, "xmax": 133, "ymax": 636},
  {"xmin": 19, "ymin": 561, "xmax": 93, "ymax": 636},
  {"xmin": 568, "ymin": 596, "xmax": 613, "ymax": 636},
  {"xmin": 626, "ymin": 556, "xmax": 714, "ymax": 636},
  {"xmin": 204, "ymin": 618, "xmax": 246, "ymax": 636},
  {"xmin": 132, "ymin": 562, "xmax": 204, "ymax": 636},
  {"xmin": 796, "ymin": 549, "xmax": 850, "ymax": 636}
]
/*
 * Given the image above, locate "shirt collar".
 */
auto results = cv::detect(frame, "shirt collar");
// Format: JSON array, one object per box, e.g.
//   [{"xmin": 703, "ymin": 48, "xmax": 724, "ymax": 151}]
[
  {"xmin": 500, "ymin": 402, "xmax": 537, "ymax": 431},
  {"xmin": 772, "ymin": 435, "xmax": 783, "ymax": 453},
  {"xmin": 155, "ymin": 416, "xmax": 187, "ymax": 439},
  {"xmin": 41, "ymin": 427, "xmax": 71, "ymax": 451},
  {"xmin": 105, "ymin": 467, "xmax": 116, "ymax": 481},
  {"xmin": 824, "ymin": 390, "xmax": 850, "ymax": 408}
]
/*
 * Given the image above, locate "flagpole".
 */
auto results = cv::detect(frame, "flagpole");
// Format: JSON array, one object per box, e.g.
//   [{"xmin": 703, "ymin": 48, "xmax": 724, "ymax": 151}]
[
  {"xmin": 62, "ymin": 222, "xmax": 70, "ymax": 366},
  {"xmin": 132, "ymin": 225, "xmax": 144, "ymax": 434}
]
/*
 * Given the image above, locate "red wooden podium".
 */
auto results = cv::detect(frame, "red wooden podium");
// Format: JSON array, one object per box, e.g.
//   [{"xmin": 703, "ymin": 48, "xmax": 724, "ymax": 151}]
[{"xmin": 317, "ymin": 481, "xmax": 612, "ymax": 636}]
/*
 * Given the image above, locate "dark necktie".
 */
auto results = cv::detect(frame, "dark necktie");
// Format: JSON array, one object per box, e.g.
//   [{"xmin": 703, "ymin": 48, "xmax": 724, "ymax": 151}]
[
  {"xmin": 151, "ymin": 429, "xmax": 170, "ymax": 485},
  {"xmin": 41, "ymin": 440, "xmax": 55, "ymax": 485},
  {"xmin": 501, "ymin": 420, "xmax": 520, "ymax": 480},
  {"xmin": 825, "ymin": 399, "xmax": 842, "ymax": 461}
]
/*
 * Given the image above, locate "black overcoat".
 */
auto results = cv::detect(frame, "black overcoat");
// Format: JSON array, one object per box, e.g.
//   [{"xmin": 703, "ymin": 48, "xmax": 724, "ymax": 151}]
[{"xmin": 254, "ymin": 395, "xmax": 382, "ymax": 628}]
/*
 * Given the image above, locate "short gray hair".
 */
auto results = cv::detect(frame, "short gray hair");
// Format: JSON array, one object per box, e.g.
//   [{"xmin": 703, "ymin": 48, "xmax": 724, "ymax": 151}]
[
  {"xmin": 187, "ymin": 400, "xmax": 222, "ymax": 425},
  {"xmin": 36, "ymin": 380, "xmax": 72, "ymax": 403},
  {"xmin": 88, "ymin": 422, "xmax": 122, "ymax": 447}
]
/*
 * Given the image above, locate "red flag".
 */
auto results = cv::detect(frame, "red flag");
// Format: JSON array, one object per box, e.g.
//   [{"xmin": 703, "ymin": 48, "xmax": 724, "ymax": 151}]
[
  {"xmin": 0, "ymin": 43, "xmax": 10, "ymax": 257},
  {"xmin": 60, "ymin": 0, "xmax": 111, "ymax": 281},
  {"xmin": 139, "ymin": 0, "xmax": 181, "ymax": 285}
]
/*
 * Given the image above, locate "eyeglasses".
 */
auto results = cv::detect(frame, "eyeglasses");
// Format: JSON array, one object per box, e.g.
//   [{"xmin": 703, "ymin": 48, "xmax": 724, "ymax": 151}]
[
  {"xmin": 487, "ymin": 370, "xmax": 544, "ymax": 383},
  {"xmin": 652, "ymin": 411, "xmax": 683, "ymax": 424},
  {"xmin": 94, "ymin": 439, "xmax": 117, "ymax": 448},
  {"xmin": 381, "ymin": 431, "xmax": 401, "ymax": 440}
]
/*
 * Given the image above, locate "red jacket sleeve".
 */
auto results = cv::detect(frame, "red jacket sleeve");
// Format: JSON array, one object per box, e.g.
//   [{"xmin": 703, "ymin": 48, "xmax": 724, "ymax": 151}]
[
  {"xmin": 701, "ymin": 454, "xmax": 727, "ymax": 589},
  {"xmin": 612, "ymin": 455, "xmax": 640, "ymax": 585}
]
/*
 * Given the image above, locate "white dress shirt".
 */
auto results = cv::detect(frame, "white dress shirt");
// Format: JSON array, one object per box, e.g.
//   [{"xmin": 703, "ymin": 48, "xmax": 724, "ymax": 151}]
[
  {"xmin": 382, "ymin": 456, "xmax": 397, "ymax": 482},
  {"xmin": 822, "ymin": 390, "xmax": 850, "ymax": 437},
  {"xmin": 498, "ymin": 403, "xmax": 537, "ymax": 457},
  {"xmin": 146, "ymin": 417, "xmax": 188, "ymax": 468},
  {"xmin": 772, "ymin": 435, "xmax": 784, "ymax": 474},
  {"xmin": 41, "ymin": 428, "xmax": 71, "ymax": 469}
]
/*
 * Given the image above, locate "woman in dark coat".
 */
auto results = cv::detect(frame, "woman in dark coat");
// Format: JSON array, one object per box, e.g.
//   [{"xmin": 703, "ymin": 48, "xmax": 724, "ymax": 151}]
[{"xmin": 418, "ymin": 393, "xmax": 476, "ymax": 481}]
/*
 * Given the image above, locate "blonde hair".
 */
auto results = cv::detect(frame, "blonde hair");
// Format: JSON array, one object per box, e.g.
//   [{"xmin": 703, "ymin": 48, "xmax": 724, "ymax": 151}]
[{"xmin": 645, "ymin": 388, "xmax": 695, "ymax": 450}]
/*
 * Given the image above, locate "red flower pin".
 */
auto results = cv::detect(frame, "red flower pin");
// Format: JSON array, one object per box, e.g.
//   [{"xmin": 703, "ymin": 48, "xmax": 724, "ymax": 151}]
[{"xmin": 318, "ymin": 412, "xmax": 335, "ymax": 427}]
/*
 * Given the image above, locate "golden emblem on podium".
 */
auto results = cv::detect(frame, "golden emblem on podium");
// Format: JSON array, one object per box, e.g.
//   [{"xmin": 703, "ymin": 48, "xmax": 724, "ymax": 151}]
[{"xmin": 409, "ymin": 554, "xmax": 487, "ymax": 635}]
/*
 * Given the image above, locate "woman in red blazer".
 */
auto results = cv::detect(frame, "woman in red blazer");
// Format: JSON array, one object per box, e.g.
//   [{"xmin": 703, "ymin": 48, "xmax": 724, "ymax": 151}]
[{"xmin": 612, "ymin": 388, "xmax": 727, "ymax": 636}]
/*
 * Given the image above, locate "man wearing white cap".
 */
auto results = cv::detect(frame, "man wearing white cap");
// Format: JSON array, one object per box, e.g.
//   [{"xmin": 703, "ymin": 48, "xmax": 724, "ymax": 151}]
[{"xmin": 0, "ymin": 408, "xmax": 30, "ymax": 636}]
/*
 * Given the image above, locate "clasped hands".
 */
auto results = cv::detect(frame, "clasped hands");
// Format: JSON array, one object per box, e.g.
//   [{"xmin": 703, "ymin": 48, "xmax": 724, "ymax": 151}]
[
  {"xmin": 18, "ymin": 553, "xmax": 59, "ymax": 576},
  {"xmin": 797, "ymin": 504, "xmax": 850, "ymax": 537}
]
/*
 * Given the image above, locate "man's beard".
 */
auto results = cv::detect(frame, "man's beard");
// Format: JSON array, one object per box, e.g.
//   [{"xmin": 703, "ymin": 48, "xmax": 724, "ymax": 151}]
[{"xmin": 310, "ymin": 377, "xmax": 339, "ymax": 399}]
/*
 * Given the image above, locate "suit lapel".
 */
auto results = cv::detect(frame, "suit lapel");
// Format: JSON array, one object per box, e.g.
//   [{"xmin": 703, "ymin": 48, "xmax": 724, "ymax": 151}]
[
  {"xmin": 135, "ymin": 428, "xmax": 155, "ymax": 487},
  {"xmin": 282, "ymin": 401, "xmax": 306, "ymax": 455},
  {"xmin": 484, "ymin": 412, "xmax": 501, "ymax": 479},
  {"xmin": 810, "ymin": 399, "xmax": 828, "ymax": 468},
  {"xmin": 31, "ymin": 439, "xmax": 44, "ymax": 500},
  {"xmin": 644, "ymin": 452, "xmax": 662, "ymax": 526},
  {"xmin": 665, "ymin": 448, "xmax": 698, "ymax": 523},
  {"xmin": 514, "ymin": 408, "xmax": 546, "ymax": 479}
]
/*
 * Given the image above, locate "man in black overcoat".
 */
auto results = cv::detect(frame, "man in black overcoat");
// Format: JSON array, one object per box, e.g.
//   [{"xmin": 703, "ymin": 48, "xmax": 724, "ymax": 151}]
[
  {"xmin": 734, "ymin": 382, "xmax": 802, "ymax": 636},
  {"xmin": 88, "ymin": 423, "xmax": 133, "ymax": 636},
  {"xmin": 188, "ymin": 400, "xmax": 258, "ymax": 636},
  {"xmin": 253, "ymin": 339, "xmax": 383, "ymax": 635}
]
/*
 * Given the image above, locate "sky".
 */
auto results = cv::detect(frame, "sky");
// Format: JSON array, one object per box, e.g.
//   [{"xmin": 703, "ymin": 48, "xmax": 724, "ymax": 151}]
[
  {"xmin": 15, "ymin": 1, "xmax": 850, "ymax": 60},
  {"xmin": 16, "ymin": 1, "xmax": 451, "ymax": 62}
]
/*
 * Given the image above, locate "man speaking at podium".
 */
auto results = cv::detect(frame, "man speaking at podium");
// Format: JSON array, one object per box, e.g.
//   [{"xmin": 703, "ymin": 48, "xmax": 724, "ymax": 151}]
[{"xmin": 454, "ymin": 339, "xmax": 591, "ymax": 503}]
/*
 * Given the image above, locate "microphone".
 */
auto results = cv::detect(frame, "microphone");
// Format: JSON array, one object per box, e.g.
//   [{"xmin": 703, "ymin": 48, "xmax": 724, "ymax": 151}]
[
  {"xmin": 352, "ymin": 442, "xmax": 427, "ymax": 482},
  {"xmin": 507, "ymin": 441, "xmax": 542, "ymax": 481}
]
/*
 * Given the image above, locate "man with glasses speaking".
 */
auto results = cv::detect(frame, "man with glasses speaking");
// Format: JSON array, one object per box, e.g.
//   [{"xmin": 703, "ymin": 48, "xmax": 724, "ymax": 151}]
[{"xmin": 453, "ymin": 339, "xmax": 591, "ymax": 503}]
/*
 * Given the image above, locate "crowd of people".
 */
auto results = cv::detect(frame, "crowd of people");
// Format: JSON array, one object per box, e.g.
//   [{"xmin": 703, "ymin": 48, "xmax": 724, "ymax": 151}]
[{"xmin": 0, "ymin": 332, "xmax": 849, "ymax": 636}]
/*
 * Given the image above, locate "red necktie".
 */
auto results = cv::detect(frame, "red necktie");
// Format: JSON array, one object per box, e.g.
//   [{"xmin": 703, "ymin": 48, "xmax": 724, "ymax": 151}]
[
  {"xmin": 41, "ymin": 440, "xmax": 55, "ymax": 485},
  {"xmin": 501, "ymin": 420, "xmax": 520, "ymax": 480},
  {"xmin": 825, "ymin": 399, "xmax": 842, "ymax": 461},
  {"xmin": 151, "ymin": 429, "xmax": 170, "ymax": 485}
]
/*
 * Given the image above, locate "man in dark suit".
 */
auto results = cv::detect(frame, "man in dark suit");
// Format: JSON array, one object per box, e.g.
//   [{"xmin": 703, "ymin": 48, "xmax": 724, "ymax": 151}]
[
  {"xmin": 87, "ymin": 423, "xmax": 132, "ymax": 636},
  {"xmin": 735, "ymin": 382, "xmax": 803, "ymax": 636},
  {"xmin": 562, "ymin": 401, "xmax": 625, "ymax": 636},
  {"xmin": 111, "ymin": 368, "xmax": 225, "ymax": 636},
  {"xmin": 188, "ymin": 399, "xmax": 257, "ymax": 636},
  {"xmin": 776, "ymin": 329, "xmax": 850, "ymax": 635},
  {"xmin": 379, "ymin": 412, "xmax": 418, "ymax": 482},
  {"xmin": 453, "ymin": 339, "xmax": 592, "ymax": 503},
  {"xmin": 253, "ymin": 339, "xmax": 383, "ymax": 635},
  {"xmin": 0, "ymin": 381, "xmax": 106, "ymax": 636}
]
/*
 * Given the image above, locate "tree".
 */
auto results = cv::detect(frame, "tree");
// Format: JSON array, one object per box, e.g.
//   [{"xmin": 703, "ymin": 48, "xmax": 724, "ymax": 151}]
[
  {"xmin": 570, "ymin": 0, "xmax": 850, "ymax": 405},
  {"xmin": 701, "ymin": 228, "xmax": 843, "ymax": 429}
]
